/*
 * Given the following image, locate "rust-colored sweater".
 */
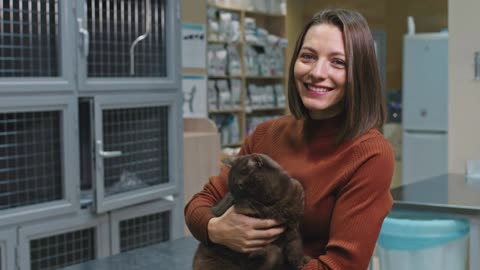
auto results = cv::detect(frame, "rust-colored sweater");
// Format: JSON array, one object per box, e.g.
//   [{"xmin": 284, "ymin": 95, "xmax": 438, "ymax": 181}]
[{"xmin": 184, "ymin": 114, "xmax": 394, "ymax": 270}]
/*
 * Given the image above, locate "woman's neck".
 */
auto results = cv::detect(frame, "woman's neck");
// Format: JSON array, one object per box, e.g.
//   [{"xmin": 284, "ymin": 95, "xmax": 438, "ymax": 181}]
[
  {"xmin": 303, "ymin": 112, "xmax": 344, "ymax": 140},
  {"xmin": 308, "ymin": 106, "xmax": 344, "ymax": 120}
]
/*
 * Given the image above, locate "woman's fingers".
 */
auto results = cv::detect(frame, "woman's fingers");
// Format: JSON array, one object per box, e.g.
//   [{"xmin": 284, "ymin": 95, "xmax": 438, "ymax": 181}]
[
  {"xmin": 247, "ymin": 225, "xmax": 284, "ymax": 240},
  {"xmin": 208, "ymin": 206, "xmax": 285, "ymax": 253},
  {"xmin": 234, "ymin": 207, "xmax": 282, "ymax": 229},
  {"xmin": 244, "ymin": 239, "xmax": 272, "ymax": 248},
  {"xmin": 237, "ymin": 238, "xmax": 277, "ymax": 253},
  {"xmin": 251, "ymin": 218, "xmax": 282, "ymax": 230},
  {"xmin": 233, "ymin": 209, "xmax": 285, "ymax": 240},
  {"xmin": 239, "ymin": 246, "xmax": 266, "ymax": 253}
]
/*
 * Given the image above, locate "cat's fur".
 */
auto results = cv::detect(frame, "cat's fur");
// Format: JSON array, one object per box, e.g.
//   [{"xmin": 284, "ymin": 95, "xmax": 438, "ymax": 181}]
[{"xmin": 192, "ymin": 153, "xmax": 309, "ymax": 270}]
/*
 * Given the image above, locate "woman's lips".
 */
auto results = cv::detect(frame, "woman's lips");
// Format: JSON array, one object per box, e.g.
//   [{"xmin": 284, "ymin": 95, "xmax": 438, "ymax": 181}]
[{"xmin": 304, "ymin": 83, "xmax": 334, "ymax": 96}]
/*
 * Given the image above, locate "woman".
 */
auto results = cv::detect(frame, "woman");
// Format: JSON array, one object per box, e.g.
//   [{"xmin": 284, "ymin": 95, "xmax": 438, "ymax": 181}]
[{"xmin": 185, "ymin": 8, "xmax": 394, "ymax": 269}]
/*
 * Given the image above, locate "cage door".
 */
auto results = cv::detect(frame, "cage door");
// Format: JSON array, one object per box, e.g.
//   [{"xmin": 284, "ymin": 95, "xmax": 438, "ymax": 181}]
[
  {"xmin": 109, "ymin": 200, "xmax": 176, "ymax": 254},
  {"xmin": 0, "ymin": 0, "xmax": 75, "ymax": 92},
  {"xmin": 75, "ymin": 0, "xmax": 180, "ymax": 91},
  {"xmin": 92, "ymin": 93, "xmax": 181, "ymax": 213},
  {"xmin": 17, "ymin": 213, "xmax": 110, "ymax": 270},
  {"xmin": 0, "ymin": 96, "xmax": 78, "ymax": 226}
]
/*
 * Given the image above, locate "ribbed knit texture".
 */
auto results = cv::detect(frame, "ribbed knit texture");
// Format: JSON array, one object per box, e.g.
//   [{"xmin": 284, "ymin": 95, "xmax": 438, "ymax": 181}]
[{"xmin": 184, "ymin": 114, "xmax": 395, "ymax": 270}]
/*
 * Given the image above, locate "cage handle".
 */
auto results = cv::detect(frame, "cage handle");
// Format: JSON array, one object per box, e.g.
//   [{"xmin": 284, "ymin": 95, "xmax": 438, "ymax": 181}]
[
  {"xmin": 96, "ymin": 140, "xmax": 122, "ymax": 158},
  {"xmin": 77, "ymin": 18, "xmax": 90, "ymax": 57},
  {"xmin": 129, "ymin": 0, "xmax": 152, "ymax": 75}
]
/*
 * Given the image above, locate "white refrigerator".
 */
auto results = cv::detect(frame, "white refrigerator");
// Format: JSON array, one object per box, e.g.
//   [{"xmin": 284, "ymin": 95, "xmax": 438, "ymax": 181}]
[{"xmin": 402, "ymin": 33, "xmax": 448, "ymax": 185}]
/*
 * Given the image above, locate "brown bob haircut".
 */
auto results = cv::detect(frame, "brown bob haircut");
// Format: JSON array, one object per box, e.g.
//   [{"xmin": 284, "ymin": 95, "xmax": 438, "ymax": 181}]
[{"xmin": 288, "ymin": 8, "xmax": 385, "ymax": 143}]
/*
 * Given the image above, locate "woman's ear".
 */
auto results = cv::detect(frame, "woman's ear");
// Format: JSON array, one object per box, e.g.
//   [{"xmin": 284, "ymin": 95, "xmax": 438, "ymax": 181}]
[{"xmin": 221, "ymin": 156, "xmax": 237, "ymax": 168}]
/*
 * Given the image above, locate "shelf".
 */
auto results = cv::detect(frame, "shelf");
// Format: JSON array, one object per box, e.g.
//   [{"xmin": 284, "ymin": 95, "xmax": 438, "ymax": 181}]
[
  {"xmin": 245, "ymin": 42, "xmax": 268, "ymax": 48},
  {"xmin": 245, "ymin": 76, "xmax": 284, "ymax": 80},
  {"xmin": 245, "ymin": 43, "xmax": 288, "ymax": 50},
  {"xmin": 208, "ymin": 75, "xmax": 283, "ymax": 80},
  {"xmin": 207, "ymin": 39, "xmax": 243, "ymax": 45},
  {"xmin": 245, "ymin": 10, "xmax": 285, "ymax": 17},
  {"xmin": 208, "ymin": 107, "xmax": 284, "ymax": 114},
  {"xmin": 209, "ymin": 108, "xmax": 243, "ymax": 114},
  {"xmin": 208, "ymin": 3, "xmax": 285, "ymax": 18},
  {"xmin": 246, "ymin": 107, "xmax": 285, "ymax": 113},
  {"xmin": 208, "ymin": 3, "xmax": 244, "ymax": 13},
  {"xmin": 207, "ymin": 75, "xmax": 242, "ymax": 79}
]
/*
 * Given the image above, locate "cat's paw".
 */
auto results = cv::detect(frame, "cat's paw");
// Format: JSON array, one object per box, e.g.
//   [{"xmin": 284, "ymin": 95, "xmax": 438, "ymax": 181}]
[
  {"xmin": 248, "ymin": 249, "xmax": 266, "ymax": 259},
  {"xmin": 290, "ymin": 255, "xmax": 312, "ymax": 270}
]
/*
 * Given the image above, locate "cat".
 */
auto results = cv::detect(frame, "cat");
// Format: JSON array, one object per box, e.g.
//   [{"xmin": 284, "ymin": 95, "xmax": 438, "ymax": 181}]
[{"xmin": 192, "ymin": 153, "xmax": 309, "ymax": 270}]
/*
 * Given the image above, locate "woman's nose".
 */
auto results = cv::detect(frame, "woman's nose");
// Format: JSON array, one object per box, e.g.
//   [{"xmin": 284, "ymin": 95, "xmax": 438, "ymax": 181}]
[{"xmin": 310, "ymin": 60, "xmax": 328, "ymax": 79}]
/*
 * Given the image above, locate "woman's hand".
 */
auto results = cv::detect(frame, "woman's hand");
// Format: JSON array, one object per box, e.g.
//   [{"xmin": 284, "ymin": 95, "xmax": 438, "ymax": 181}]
[{"xmin": 207, "ymin": 206, "xmax": 284, "ymax": 253}]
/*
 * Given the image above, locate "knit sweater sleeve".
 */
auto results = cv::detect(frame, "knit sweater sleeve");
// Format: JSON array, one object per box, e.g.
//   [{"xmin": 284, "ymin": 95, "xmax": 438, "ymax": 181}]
[
  {"xmin": 183, "ymin": 123, "xmax": 261, "ymax": 244},
  {"xmin": 303, "ymin": 136, "xmax": 395, "ymax": 270}
]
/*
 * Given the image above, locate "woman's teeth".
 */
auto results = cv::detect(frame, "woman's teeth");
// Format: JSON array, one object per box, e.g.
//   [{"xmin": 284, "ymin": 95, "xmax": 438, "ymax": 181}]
[{"xmin": 307, "ymin": 84, "xmax": 331, "ymax": 92}]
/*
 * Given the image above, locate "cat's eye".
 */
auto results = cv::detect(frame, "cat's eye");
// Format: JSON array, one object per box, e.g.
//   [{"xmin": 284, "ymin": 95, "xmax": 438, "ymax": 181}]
[{"xmin": 239, "ymin": 167, "xmax": 250, "ymax": 174}]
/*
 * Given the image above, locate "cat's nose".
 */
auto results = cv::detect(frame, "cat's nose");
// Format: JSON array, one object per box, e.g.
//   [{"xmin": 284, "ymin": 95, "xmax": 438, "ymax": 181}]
[
  {"xmin": 237, "ymin": 182, "xmax": 245, "ymax": 190},
  {"xmin": 235, "ymin": 176, "xmax": 246, "ymax": 186}
]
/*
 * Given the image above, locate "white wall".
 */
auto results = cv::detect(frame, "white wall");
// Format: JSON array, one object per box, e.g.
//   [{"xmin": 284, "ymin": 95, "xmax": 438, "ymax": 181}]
[{"xmin": 448, "ymin": 0, "xmax": 480, "ymax": 173}]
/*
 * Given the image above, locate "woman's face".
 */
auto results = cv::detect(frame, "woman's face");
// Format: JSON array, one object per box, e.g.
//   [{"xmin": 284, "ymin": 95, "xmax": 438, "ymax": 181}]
[{"xmin": 294, "ymin": 23, "xmax": 347, "ymax": 119}]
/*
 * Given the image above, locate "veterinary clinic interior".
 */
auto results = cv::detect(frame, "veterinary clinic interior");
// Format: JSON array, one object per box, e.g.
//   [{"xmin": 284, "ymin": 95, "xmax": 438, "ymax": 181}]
[{"xmin": 0, "ymin": 0, "xmax": 479, "ymax": 269}]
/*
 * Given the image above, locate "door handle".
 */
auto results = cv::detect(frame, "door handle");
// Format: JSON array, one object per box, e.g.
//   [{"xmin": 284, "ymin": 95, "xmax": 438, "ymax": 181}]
[
  {"xmin": 129, "ymin": 0, "xmax": 152, "ymax": 75},
  {"xmin": 96, "ymin": 140, "xmax": 122, "ymax": 158},
  {"xmin": 77, "ymin": 18, "xmax": 90, "ymax": 57}
]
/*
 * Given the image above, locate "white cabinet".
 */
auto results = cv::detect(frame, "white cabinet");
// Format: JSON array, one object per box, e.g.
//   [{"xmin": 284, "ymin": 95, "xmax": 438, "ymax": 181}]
[{"xmin": 403, "ymin": 132, "xmax": 448, "ymax": 184}]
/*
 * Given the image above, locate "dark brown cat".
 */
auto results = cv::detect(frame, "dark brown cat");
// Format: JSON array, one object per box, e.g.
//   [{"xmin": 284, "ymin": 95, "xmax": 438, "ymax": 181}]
[{"xmin": 192, "ymin": 153, "xmax": 308, "ymax": 270}]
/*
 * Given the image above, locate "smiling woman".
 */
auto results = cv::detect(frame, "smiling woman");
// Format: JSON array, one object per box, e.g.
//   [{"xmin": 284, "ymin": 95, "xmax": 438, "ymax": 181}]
[
  {"xmin": 287, "ymin": 8, "xmax": 385, "ymax": 143},
  {"xmin": 185, "ymin": 8, "xmax": 394, "ymax": 270},
  {"xmin": 294, "ymin": 23, "xmax": 347, "ymax": 120}
]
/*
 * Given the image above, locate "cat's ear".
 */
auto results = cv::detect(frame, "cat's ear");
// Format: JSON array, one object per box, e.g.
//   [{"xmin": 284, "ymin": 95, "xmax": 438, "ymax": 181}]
[
  {"xmin": 249, "ymin": 154, "xmax": 263, "ymax": 168},
  {"xmin": 221, "ymin": 156, "xmax": 237, "ymax": 168}
]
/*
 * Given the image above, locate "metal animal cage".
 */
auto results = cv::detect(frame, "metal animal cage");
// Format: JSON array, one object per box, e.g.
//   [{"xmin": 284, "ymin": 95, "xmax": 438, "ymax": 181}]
[
  {"xmin": 85, "ymin": 0, "xmax": 167, "ymax": 77},
  {"xmin": 1, "ymin": 0, "xmax": 183, "ymax": 268},
  {"xmin": 109, "ymin": 199, "xmax": 174, "ymax": 254},
  {"xmin": 78, "ymin": 99, "xmax": 171, "ymax": 196},
  {"xmin": 0, "ymin": 0, "xmax": 60, "ymax": 77},
  {"xmin": 75, "ymin": 0, "xmax": 179, "ymax": 94},
  {"xmin": 0, "ymin": 96, "xmax": 78, "ymax": 226},
  {"xmin": 78, "ymin": 94, "xmax": 181, "ymax": 214},
  {"xmin": 0, "ymin": 111, "xmax": 62, "ymax": 210},
  {"xmin": 102, "ymin": 105, "xmax": 170, "ymax": 196},
  {"xmin": 119, "ymin": 210, "xmax": 170, "ymax": 252},
  {"xmin": 29, "ymin": 228, "xmax": 96, "ymax": 270},
  {"xmin": 18, "ymin": 214, "xmax": 109, "ymax": 270}
]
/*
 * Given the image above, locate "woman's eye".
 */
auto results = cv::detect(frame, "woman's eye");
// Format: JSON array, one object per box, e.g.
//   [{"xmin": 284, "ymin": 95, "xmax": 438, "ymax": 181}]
[
  {"xmin": 332, "ymin": 59, "xmax": 346, "ymax": 67},
  {"xmin": 299, "ymin": 53, "xmax": 315, "ymax": 61}
]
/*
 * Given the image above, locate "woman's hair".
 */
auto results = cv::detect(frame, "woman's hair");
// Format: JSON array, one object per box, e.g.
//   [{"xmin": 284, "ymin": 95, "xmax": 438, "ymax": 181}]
[{"xmin": 288, "ymin": 8, "xmax": 385, "ymax": 143}]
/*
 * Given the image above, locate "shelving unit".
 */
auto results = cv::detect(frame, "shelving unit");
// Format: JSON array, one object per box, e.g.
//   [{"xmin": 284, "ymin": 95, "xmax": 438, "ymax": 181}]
[{"xmin": 206, "ymin": 2, "xmax": 288, "ymax": 147}]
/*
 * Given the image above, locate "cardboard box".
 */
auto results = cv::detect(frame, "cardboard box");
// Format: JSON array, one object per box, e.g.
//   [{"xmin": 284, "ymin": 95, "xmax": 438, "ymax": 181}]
[{"xmin": 183, "ymin": 118, "xmax": 221, "ymax": 235}]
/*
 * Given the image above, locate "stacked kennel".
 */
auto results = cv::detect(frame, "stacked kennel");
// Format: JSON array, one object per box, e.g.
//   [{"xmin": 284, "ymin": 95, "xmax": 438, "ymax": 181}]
[{"xmin": 0, "ymin": 1, "xmax": 184, "ymax": 269}]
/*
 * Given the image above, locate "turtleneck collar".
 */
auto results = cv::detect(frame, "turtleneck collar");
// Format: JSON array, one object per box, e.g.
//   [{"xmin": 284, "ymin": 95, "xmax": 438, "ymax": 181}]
[{"xmin": 303, "ymin": 112, "xmax": 344, "ymax": 140}]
